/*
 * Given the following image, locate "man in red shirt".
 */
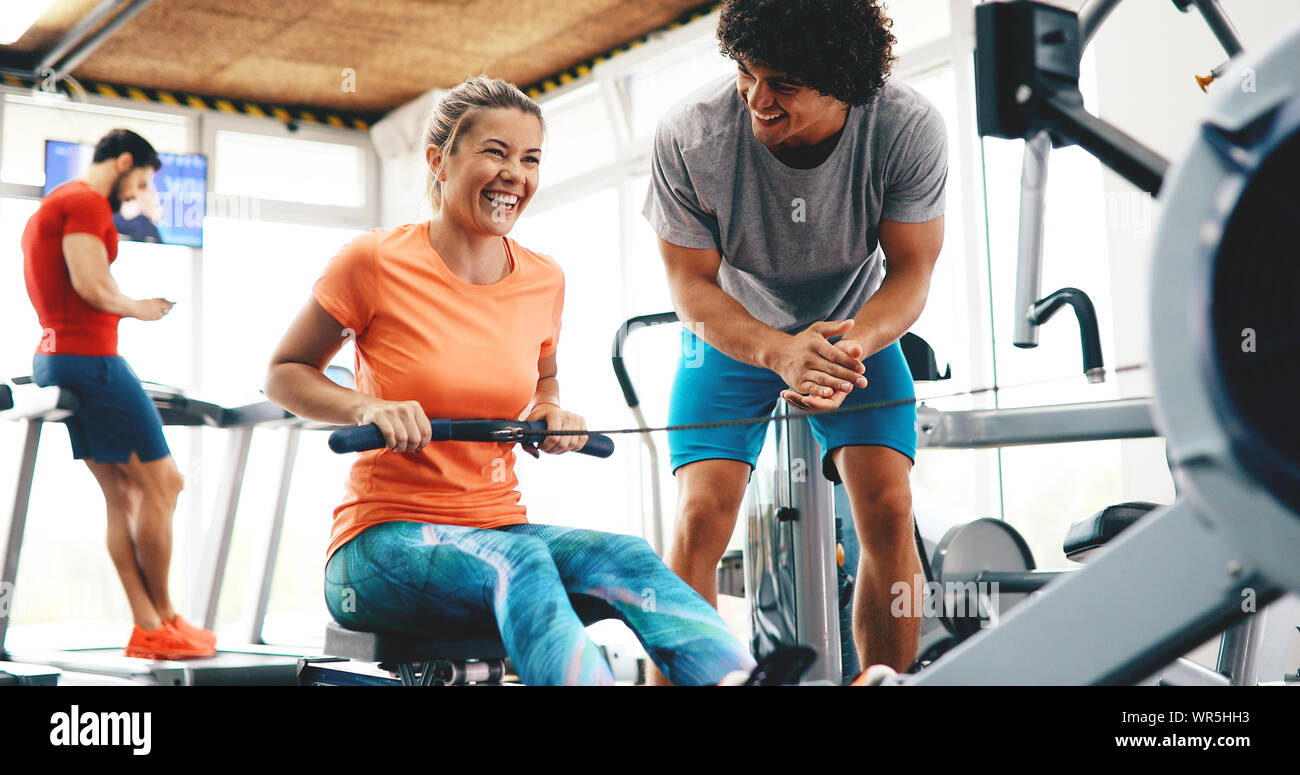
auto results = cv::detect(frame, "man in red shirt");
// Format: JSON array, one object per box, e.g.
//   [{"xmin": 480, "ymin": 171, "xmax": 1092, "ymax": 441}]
[{"xmin": 22, "ymin": 129, "xmax": 215, "ymax": 660}]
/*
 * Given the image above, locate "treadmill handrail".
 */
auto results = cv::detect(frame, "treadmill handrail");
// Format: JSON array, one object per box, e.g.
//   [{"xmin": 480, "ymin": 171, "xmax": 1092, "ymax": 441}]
[
  {"xmin": 0, "ymin": 382, "xmax": 79, "ymax": 422},
  {"xmin": 221, "ymin": 401, "xmax": 294, "ymax": 428}
]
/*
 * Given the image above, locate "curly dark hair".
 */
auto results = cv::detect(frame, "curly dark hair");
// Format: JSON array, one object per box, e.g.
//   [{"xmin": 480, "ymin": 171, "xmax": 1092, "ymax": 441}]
[{"xmin": 716, "ymin": 0, "xmax": 898, "ymax": 106}]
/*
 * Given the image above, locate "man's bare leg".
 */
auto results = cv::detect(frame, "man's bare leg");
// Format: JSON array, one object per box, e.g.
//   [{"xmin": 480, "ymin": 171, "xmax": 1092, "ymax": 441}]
[
  {"xmin": 833, "ymin": 445, "xmax": 921, "ymax": 673},
  {"xmin": 84, "ymin": 459, "xmax": 162, "ymax": 631},
  {"xmin": 116, "ymin": 453, "xmax": 185, "ymax": 623}
]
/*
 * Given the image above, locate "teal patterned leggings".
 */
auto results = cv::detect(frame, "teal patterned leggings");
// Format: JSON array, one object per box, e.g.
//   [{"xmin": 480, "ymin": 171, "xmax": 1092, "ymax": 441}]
[{"xmin": 324, "ymin": 520, "xmax": 756, "ymax": 685}]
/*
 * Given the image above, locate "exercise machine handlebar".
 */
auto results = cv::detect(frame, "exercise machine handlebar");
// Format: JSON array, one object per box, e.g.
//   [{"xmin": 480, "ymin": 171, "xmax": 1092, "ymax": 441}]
[
  {"xmin": 611, "ymin": 311, "xmax": 680, "ymax": 409},
  {"xmin": 328, "ymin": 417, "xmax": 615, "ymax": 458},
  {"xmin": 1024, "ymin": 287, "xmax": 1106, "ymax": 381}
]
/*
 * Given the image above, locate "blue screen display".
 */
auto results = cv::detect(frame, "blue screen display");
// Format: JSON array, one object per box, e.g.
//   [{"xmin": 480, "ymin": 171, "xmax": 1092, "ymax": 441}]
[{"xmin": 43, "ymin": 140, "xmax": 208, "ymax": 248}]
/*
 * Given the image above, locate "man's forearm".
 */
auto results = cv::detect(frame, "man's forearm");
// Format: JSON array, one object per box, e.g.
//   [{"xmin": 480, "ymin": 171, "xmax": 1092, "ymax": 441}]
[
  {"xmin": 76, "ymin": 276, "xmax": 137, "ymax": 318},
  {"xmin": 671, "ymin": 275, "xmax": 787, "ymax": 370},
  {"xmin": 846, "ymin": 266, "xmax": 932, "ymax": 358},
  {"xmin": 90, "ymin": 289, "xmax": 138, "ymax": 318}
]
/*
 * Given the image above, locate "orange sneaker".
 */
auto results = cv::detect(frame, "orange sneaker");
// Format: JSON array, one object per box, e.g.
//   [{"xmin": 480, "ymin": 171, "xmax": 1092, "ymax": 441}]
[
  {"xmin": 170, "ymin": 615, "xmax": 217, "ymax": 648},
  {"xmin": 125, "ymin": 623, "xmax": 215, "ymax": 660}
]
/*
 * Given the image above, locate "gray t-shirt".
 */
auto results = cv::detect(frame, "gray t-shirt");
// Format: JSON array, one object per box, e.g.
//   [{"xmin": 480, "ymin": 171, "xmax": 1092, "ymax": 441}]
[{"xmin": 642, "ymin": 74, "xmax": 947, "ymax": 334}]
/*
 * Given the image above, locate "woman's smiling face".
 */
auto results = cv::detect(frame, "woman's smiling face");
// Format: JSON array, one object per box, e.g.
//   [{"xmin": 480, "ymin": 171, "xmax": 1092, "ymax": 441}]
[{"xmin": 429, "ymin": 107, "xmax": 544, "ymax": 236}]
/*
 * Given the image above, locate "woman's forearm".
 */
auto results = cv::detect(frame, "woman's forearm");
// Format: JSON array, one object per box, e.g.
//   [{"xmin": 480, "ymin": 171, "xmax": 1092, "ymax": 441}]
[
  {"xmin": 266, "ymin": 362, "xmax": 372, "ymax": 426},
  {"xmin": 530, "ymin": 376, "xmax": 561, "ymax": 410}
]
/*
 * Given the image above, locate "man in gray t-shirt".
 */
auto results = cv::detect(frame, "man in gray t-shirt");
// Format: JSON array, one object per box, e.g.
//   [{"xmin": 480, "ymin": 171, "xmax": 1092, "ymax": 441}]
[{"xmin": 642, "ymin": 0, "xmax": 946, "ymax": 683}]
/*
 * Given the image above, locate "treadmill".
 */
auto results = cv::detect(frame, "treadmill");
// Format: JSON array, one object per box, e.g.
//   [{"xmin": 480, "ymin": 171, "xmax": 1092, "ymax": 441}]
[
  {"xmin": 0, "ymin": 383, "xmax": 59, "ymax": 686},
  {"xmin": 0, "ymin": 377, "xmax": 302, "ymax": 685},
  {"xmin": 235, "ymin": 366, "xmax": 355, "ymax": 648}
]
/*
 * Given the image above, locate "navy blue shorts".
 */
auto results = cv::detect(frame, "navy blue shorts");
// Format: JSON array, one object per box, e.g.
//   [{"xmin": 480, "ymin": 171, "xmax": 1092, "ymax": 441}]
[
  {"xmin": 32, "ymin": 354, "xmax": 170, "ymax": 464},
  {"xmin": 667, "ymin": 329, "xmax": 917, "ymax": 483}
]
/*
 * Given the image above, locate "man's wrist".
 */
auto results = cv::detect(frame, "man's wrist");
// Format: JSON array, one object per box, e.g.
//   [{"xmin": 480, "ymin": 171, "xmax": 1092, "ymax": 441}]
[
  {"xmin": 754, "ymin": 328, "xmax": 790, "ymax": 371},
  {"xmin": 840, "ymin": 321, "xmax": 883, "ymax": 360},
  {"xmin": 838, "ymin": 334, "xmax": 867, "ymax": 357}
]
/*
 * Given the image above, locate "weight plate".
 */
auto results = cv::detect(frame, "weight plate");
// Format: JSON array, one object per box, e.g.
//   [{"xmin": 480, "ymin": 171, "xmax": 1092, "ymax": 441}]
[{"xmin": 931, "ymin": 518, "xmax": 1036, "ymax": 637}]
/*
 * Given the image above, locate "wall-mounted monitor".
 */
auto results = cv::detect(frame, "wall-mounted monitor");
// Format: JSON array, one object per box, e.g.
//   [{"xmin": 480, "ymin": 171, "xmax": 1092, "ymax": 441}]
[{"xmin": 43, "ymin": 139, "xmax": 208, "ymax": 248}]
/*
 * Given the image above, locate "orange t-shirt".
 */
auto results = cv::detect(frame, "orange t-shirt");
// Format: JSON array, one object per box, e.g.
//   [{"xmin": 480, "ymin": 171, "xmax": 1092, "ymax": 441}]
[{"xmin": 313, "ymin": 222, "xmax": 564, "ymax": 562}]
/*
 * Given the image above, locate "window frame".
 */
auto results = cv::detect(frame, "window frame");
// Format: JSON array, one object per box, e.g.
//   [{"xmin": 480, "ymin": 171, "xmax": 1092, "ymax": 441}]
[{"xmin": 201, "ymin": 109, "xmax": 379, "ymax": 231}]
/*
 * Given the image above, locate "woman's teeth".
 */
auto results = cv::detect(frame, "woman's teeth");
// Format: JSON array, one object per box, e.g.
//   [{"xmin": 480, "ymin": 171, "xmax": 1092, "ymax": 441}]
[{"xmin": 484, "ymin": 192, "xmax": 519, "ymax": 210}]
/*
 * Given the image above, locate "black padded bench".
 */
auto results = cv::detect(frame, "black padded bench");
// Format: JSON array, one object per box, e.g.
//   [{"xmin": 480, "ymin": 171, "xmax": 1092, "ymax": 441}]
[
  {"xmin": 1063, "ymin": 501, "xmax": 1159, "ymax": 562},
  {"xmin": 300, "ymin": 601, "xmax": 614, "ymax": 686},
  {"xmin": 299, "ymin": 623, "xmax": 510, "ymax": 686}
]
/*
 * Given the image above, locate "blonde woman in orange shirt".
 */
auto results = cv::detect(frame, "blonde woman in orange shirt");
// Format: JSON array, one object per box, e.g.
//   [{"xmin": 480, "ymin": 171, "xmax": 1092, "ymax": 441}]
[{"xmin": 266, "ymin": 77, "xmax": 759, "ymax": 686}]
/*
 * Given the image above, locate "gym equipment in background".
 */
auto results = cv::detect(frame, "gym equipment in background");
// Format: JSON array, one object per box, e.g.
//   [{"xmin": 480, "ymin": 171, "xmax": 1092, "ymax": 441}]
[
  {"xmin": 0, "ymin": 378, "xmax": 302, "ymax": 685},
  {"xmin": 901, "ymin": 0, "xmax": 1300, "ymax": 684},
  {"xmin": 1002, "ymin": 0, "xmax": 1244, "ymax": 353},
  {"xmin": 920, "ymin": 502, "xmax": 1299, "ymax": 684}
]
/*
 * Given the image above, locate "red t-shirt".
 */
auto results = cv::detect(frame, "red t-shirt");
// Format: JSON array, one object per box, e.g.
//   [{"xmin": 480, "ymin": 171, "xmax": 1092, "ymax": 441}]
[{"xmin": 22, "ymin": 181, "xmax": 122, "ymax": 355}]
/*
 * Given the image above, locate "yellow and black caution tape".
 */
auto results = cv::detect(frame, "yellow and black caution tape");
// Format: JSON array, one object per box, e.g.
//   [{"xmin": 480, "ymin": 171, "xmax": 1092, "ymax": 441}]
[
  {"xmin": 85, "ymin": 80, "xmax": 381, "ymax": 130},
  {"xmin": 2, "ymin": 71, "xmax": 380, "ymax": 131},
  {"xmin": 522, "ymin": 1, "xmax": 720, "ymax": 99}
]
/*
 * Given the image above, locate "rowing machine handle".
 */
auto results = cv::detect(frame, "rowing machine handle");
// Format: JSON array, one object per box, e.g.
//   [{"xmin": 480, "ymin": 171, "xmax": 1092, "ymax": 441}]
[{"xmin": 328, "ymin": 419, "xmax": 614, "ymax": 458}]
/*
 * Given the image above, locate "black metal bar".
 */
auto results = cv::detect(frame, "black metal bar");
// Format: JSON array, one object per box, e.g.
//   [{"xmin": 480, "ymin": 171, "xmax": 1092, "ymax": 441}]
[
  {"xmin": 611, "ymin": 311, "xmax": 679, "ymax": 409},
  {"xmin": 1043, "ymin": 93, "xmax": 1170, "ymax": 194},
  {"xmin": 972, "ymin": 569, "xmax": 1071, "ymax": 593},
  {"xmin": 328, "ymin": 418, "xmax": 615, "ymax": 457},
  {"xmin": 1027, "ymin": 287, "xmax": 1105, "ymax": 378}
]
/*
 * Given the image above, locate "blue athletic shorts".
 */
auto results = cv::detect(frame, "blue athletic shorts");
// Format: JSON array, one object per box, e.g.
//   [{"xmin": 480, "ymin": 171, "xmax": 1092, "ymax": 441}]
[
  {"xmin": 32, "ymin": 354, "xmax": 171, "ymax": 464},
  {"xmin": 667, "ymin": 329, "xmax": 917, "ymax": 483}
]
